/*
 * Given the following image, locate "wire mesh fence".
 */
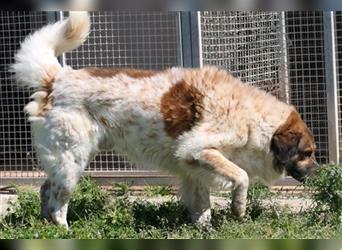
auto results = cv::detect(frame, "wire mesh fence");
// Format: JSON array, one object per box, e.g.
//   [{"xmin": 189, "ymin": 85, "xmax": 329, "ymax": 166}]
[
  {"xmin": 335, "ymin": 11, "xmax": 342, "ymax": 162},
  {"xmin": 284, "ymin": 11, "xmax": 329, "ymax": 164},
  {"xmin": 0, "ymin": 11, "xmax": 49, "ymax": 178},
  {"xmin": 0, "ymin": 11, "xmax": 341, "ymax": 181},
  {"xmin": 200, "ymin": 11, "xmax": 285, "ymax": 100},
  {"xmin": 0, "ymin": 11, "xmax": 180, "ymax": 178},
  {"xmin": 64, "ymin": 11, "xmax": 180, "ymax": 172}
]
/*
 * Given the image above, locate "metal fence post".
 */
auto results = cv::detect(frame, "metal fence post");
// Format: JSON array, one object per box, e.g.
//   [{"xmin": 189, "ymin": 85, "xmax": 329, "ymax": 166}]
[
  {"xmin": 179, "ymin": 11, "xmax": 202, "ymax": 68},
  {"xmin": 47, "ymin": 11, "xmax": 66, "ymax": 66},
  {"xmin": 279, "ymin": 11, "xmax": 290, "ymax": 104},
  {"xmin": 57, "ymin": 11, "xmax": 66, "ymax": 66},
  {"xmin": 323, "ymin": 11, "xmax": 339, "ymax": 164}
]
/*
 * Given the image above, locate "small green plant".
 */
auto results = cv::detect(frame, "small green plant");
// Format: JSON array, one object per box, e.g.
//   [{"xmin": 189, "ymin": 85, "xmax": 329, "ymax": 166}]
[
  {"xmin": 305, "ymin": 164, "xmax": 342, "ymax": 225},
  {"xmin": 132, "ymin": 199, "xmax": 190, "ymax": 230},
  {"xmin": 68, "ymin": 177, "xmax": 109, "ymax": 221},
  {"xmin": 144, "ymin": 186, "xmax": 172, "ymax": 197},
  {"xmin": 3, "ymin": 186, "xmax": 40, "ymax": 226},
  {"xmin": 246, "ymin": 181, "xmax": 271, "ymax": 219},
  {"xmin": 114, "ymin": 182, "xmax": 129, "ymax": 196},
  {"xmin": 103, "ymin": 196, "xmax": 134, "ymax": 228}
]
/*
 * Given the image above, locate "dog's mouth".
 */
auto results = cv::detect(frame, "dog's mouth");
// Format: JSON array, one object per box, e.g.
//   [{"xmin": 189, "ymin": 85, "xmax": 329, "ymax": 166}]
[{"xmin": 286, "ymin": 164, "xmax": 318, "ymax": 183}]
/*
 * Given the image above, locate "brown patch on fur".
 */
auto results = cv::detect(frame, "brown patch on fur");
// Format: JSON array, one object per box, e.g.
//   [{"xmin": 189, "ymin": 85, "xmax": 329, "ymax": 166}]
[
  {"xmin": 41, "ymin": 65, "xmax": 59, "ymax": 88},
  {"xmin": 273, "ymin": 110, "xmax": 314, "ymax": 148},
  {"xmin": 160, "ymin": 80, "xmax": 204, "ymax": 139},
  {"xmin": 100, "ymin": 117, "xmax": 111, "ymax": 128},
  {"xmin": 85, "ymin": 67, "xmax": 157, "ymax": 79},
  {"xmin": 25, "ymin": 90, "xmax": 54, "ymax": 117},
  {"xmin": 185, "ymin": 159, "xmax": 199, "ymax": 167},
  {"xmin": 42, "ymin": 93, "xmax": 53, "ymax": 113}
]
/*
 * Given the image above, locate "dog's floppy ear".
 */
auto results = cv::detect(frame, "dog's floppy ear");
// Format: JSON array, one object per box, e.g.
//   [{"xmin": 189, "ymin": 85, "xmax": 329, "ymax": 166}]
[{"xmin": 271, "ymin": 131, "xmax": 300, "ymax": 163}]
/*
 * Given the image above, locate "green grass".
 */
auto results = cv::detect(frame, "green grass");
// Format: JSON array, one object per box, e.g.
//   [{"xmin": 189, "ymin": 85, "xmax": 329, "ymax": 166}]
[{"xmin": 0, "ymin": 165, "xmax": 341, "ymax": 239}]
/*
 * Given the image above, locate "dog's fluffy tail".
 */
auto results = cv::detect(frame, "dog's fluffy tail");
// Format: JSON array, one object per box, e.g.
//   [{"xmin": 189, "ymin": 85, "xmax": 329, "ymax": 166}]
[{"xmin": 11, "ymin": 12, "xmax": 90, "ymax": 89}]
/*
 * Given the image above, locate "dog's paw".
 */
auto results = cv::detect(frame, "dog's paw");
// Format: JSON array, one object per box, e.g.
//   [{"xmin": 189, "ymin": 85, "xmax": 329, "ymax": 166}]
[{"xmin": 230, "ymin": 201, "xmax": 246, "ymax": 219}]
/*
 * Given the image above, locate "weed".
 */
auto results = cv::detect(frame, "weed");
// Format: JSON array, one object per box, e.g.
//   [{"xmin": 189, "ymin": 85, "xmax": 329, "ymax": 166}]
[
  {"xmin": 68, "ymin": 177, "xmax": 109, "ymax": 221},
  {"xmin": 143, "ymin": 186, "xmax": 173, "ymax": 197},
  {"xmin": 114, "ymin": 182, "xmax": 129, "ymax": 196},
  {"xmin": 132, "ymin": 198, "xmax": 190, "ymax": 230},
  {"xmin": 2, "ymin": 186, "xmax": 40, "ymax": 227},
  {"xmin": 246, "ymin": 181, "xmax": 271, "ymax": 220},
  {"xmin": 304, "ymin": 164, "xmax": 342, "ymax": 225}
]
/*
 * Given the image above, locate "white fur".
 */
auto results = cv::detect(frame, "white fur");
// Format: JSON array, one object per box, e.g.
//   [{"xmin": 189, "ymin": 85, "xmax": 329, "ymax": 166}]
[{"xmin": 10, "ymin": 12, "xmax": 90, "ymax": 88}]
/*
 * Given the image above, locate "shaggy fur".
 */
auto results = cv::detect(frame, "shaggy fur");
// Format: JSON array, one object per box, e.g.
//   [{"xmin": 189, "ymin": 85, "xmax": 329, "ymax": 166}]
[{"xmin": 11, "ymin": 12, "xmax": 317, "ymax": 228}]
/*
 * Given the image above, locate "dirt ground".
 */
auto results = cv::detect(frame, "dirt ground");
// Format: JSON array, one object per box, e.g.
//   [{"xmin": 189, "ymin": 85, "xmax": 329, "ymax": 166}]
[{"xmin": 0, "ymin": 192, "xmax": 313, "ymax": 217}]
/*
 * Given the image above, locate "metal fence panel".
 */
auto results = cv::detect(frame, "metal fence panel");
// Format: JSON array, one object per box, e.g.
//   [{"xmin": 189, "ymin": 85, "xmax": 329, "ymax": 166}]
[
  {"xmin": 200, "ymin": 11, "xmax": 331, "ymax": 164},
  {"xmin": 1, "ymin": 11, "xmax": 340, "ymax": 181},
  {"xmin": 64, "ymin": 11, "xmax": 180, "ymax": 172},
  {"xmin": 285, "ymin": 11, "xmax": 329, "ymax": 164},
  {"xmin": 200, "ymin": 11, "xmax": 285, "ymax": 99},
  {"xmin": 335, "ymin": 11, "xmax": 342, "ymax": 162},
  {"xmin": 0, "ymin": 11, "xmax": 180, "ymax": 178},
  {"xmin": 0, "ymin": 11, "xmax": 49, "ymax": 178}
]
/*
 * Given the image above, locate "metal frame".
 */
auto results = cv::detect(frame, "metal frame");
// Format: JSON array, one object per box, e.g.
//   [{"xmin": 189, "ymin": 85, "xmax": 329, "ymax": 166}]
[
  {"xmin": 280, "ymin": 11, "xmax": 290, "ymax": 104},
  {"xmin": 323, "ymin": 11, "xmax": 340, "ymax": 164},
  {"xmin": 179, "ymin": 11, "xmax": 202, "ymax": 67}
]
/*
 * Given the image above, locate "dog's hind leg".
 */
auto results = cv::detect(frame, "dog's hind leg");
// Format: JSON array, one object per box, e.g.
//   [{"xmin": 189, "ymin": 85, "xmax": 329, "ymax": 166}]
[
  {"xmin": 40, "ymin": 179, "xmax": 51, "ymax": 219},
  {"xmin": 37, "ymin": 142, "xmax": 93, "ymax": 229},
  {"xmin": 179, "ymin": 176, "xmax": 211, "ymax": 225},
  {"xmin": 32, "ymin": 110, "xmax": 96, "ymax": 228}
]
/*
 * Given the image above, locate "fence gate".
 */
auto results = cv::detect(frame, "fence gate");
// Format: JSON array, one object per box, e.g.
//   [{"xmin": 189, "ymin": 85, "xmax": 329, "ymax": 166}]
[{"xmin": 0, "ymin": 11, "xmax": 341, "ymax": 186}]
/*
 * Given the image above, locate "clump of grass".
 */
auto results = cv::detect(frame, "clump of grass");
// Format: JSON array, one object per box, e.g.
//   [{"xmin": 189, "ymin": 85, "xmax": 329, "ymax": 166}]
[
  {"xmin": 304, "ymin": 164, "xmax": 342, "ymax": 225},
  {"xmin": 2, "ymin": 186, "xmax": 40, "ymax": 227},
  {"xmin": 114, "ymin": 182, "xmax": 130, "ymax": 196},
  {"xmin": 132, "ymin": 198, "xmax": 190, "ymax": 230},
  {"xmin": 246, "ymin": 181, "xmax": 271, "ymax": 220},
  {"xmin": 68, "ymin": 177, "xmax": 109, "ymax": 221},
  {"xmin": 144, "ymin": 186, "xmax": 173, "ymax": 197}
]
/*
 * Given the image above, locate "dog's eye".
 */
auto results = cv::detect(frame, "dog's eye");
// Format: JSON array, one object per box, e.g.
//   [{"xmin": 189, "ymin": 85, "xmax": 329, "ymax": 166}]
[{"xmin": 304, "ymin": 150, "xmax": 312, "ymax": 158}]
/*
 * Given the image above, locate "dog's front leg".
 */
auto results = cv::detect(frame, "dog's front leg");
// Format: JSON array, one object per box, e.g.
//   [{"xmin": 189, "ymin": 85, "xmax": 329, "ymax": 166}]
[{"xmin": 197, "ymin": 148, "xmax": 249, "ymax": 218}]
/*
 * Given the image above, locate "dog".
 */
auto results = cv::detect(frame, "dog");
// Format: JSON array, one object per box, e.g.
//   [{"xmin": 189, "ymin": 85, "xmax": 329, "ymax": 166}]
[{"xmin": 11, "ymin": 12, "xmax": 318, "ymax": 228}]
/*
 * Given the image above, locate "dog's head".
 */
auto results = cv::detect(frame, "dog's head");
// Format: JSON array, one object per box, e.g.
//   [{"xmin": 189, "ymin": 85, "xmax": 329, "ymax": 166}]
[{"xmin": 271, "ymin": 110, "xmax": 318, "ymax": 182}]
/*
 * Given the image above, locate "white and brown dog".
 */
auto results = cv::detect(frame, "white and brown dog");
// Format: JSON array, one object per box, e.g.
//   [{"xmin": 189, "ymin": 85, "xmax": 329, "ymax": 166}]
[{"xmin": 11, "ymin": 12, "xmax": 318, "ymax": 228}]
